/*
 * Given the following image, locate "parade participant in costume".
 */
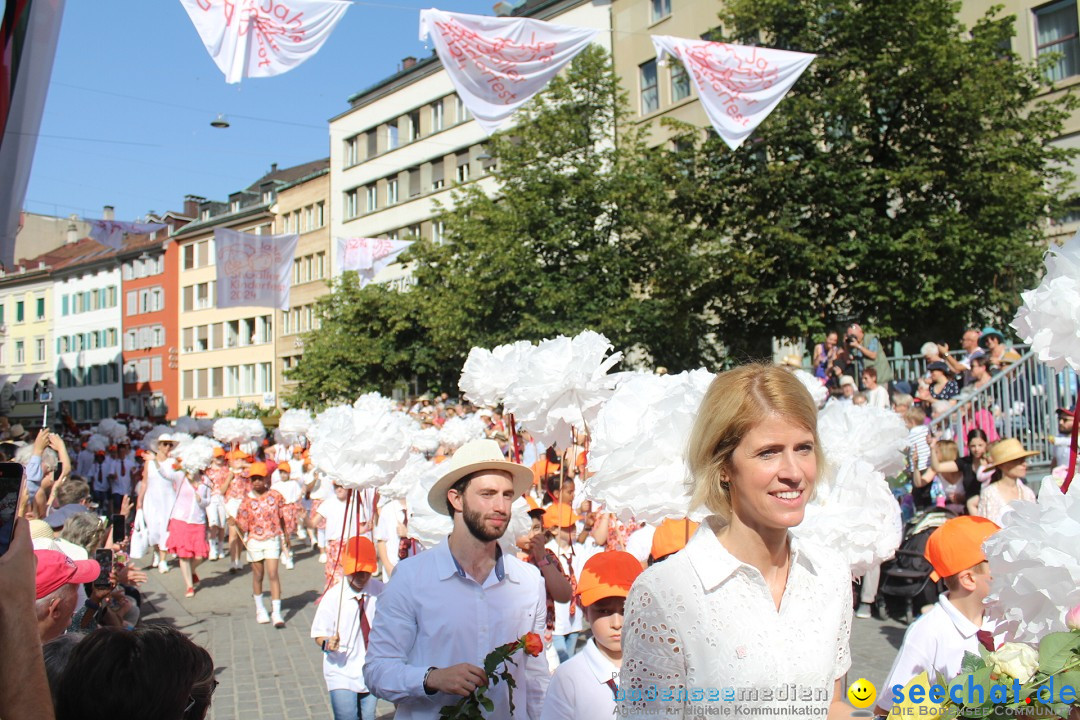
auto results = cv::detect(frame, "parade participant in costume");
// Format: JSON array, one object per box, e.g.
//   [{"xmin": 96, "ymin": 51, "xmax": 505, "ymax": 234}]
[
  {"xmin": 221, "ymin": 449, "xmax": 253, "ymax": 572},
  {"xmin": 136, "ymin": 433, "xmax": 183, "ymax": 573},
  {"xmin": 975, "ymin": 438, "xmax": 1037, "ymax": 525},
  {"xmin": 544, "ymin": 502, "xmax": 602, "ymax": 662},
  {"xmin": 165, "ymin": 461, "xmax": 212, "ymax": 598},
  {"xmin": 542, "ymin": 551, "xmax": 642, "ymax": 720},
  {"xmin": 231, "ymin": 462, "xmax": 289, "ymax": 627},
  {"xmin": 271, "ymin": 461, "xmax": 304, "ymax": 570},
  {"xmin": 620, "ymin": 364, "xmax": 853, "ymax": 718},
  {"xmin": 204, "ymin": 446, "xmax": 229, "ymax": 561},
  {"xmin": 874, "ymin": 517, "xmax": 999, "ymax": 716},
  {"xmin": 90, "ymin": 450, "xmax": 110, "ymax": 515},
  {"xmin": 364, "ymin": 439, "xmax": 549, "ymax": 719},
  {"xmin": 311, "ymin": 537, "xmax": 385, "ymax": 720},
  {"xmin": 312, "ymin": 482, "xmax": 371, "ymax": 589}
]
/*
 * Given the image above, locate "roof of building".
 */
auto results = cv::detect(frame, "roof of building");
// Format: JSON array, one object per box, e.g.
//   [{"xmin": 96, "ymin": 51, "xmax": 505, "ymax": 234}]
[{"xmin": 245, "ymin": 158, "xmax": 330, "ymax": 193}]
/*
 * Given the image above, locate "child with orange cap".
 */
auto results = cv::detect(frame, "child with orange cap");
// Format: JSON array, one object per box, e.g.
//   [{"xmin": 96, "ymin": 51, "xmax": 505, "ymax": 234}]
[
  {"xmin": 310, "ymin": 536, "xmax": 385, "ymax": 720},
  {"xmin": 204, "ymin": 445, "xmax": 229, "ymax": 561},
  {"xmin": 649, "ymin": 517, "xmax": 699, "ymax": 564},
  {"xmin": 541, "ymin": 550, "xmax": 642, "ymax": 720},
  {"xmin": 544, "ymin": 502, "xmax": 602, "ymax": 662},
  {"xmin": 221, "ymin": 449, "xmax": 253, "ymax": 572},
  {"xmin": 874, "ymin": 515, "xmax": 1000, "ymax": 716},
  {"xmin": 231, "ymin": 462, "xmax": 290, "ymax": 627}
]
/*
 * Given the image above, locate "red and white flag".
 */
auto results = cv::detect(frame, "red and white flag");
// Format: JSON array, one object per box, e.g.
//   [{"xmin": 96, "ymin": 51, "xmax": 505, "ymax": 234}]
[
  {"xmin": 179, "ymin": 0, "xmax": 350, "ymax": 84},
  {"xmin": 87, "ymin": 219, "xmax": 168, "ymax": 251},
  {"xmin": 215, "ymin": 228, "xmax": 298, "ymax": 310},
  {"xmin": 420, "ymin": 9, "xmax": 598, "ymax": 135},
  {"xmin": 652, "ymin": 36, "xmax": 815, "ymax": 151},
  {"xmin": 335, "ymin": 237, "xmax": 412, "ymax": 287}
]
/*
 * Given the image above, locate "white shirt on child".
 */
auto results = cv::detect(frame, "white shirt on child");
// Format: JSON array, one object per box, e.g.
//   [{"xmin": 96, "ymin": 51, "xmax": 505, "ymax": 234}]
[
  {"xmin": 541, "ymin": 638, "xmax": 619, "ymax": 720},
  {"xmin": 310, "ymin": 577, "xmax": 384, "ymax": 693},
  {"xmin": 878, "ymin": 594, "xmax": 995, "ymax": 712},
  {"xmin": 545, "ymin": 537, "xmax": 602, "ymax": 635}
]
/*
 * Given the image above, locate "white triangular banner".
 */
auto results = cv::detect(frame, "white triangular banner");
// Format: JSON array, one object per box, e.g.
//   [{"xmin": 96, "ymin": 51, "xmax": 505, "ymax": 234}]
[
  {"xmin": 335, "ymin": 237, "xmax": 413, "ymax": 287},
  {"xmin": 179, "ymin": 0, "xmax": 350, "ymax": 84},
  {"xmin": 652, "ymin": 36, "xmax": 815, "ymax": 151},
  {"xmin": 215, "ymin": 228, "xmax": 299, "ymax": 310},
  {"xmin": 420, "ymin": 9, "xmax": 599, "ymax": 135},
  {"xmin": 86, "ymin": 219, "xmax": 168, "ymax": 251}
]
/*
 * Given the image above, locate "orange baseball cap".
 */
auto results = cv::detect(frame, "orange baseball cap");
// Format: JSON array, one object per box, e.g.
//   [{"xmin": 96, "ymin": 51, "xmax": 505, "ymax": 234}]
[
  {"xmin": 212, "ymin": 447, "xmax": 225, "ymax": 458},
  {"xmin": 247, "ymin": 462, "xmax": 269, "ymax": 477},
  {"xmin": 226, "ymin": 449, "xmax": 250, "ymax": 461},
  {"xmin": 342, "ymin": 537, "xmax": 377, "ymax": 575},
  {"xmin": 651, "ymin": 518, "xmax": 700, "ymax": 561},
  {"xmin": 525, "ymin": 496, "xmax": 543, "ymax": 515},
  {"xmin": 924, "ymin": 516, "xmax": 1000, "ymax": 581},
  {"xmin": 277, "ymin": 461, "xmax": 291, "ymax": 473},
  {"xmin": 542, "ymin": 503, "xmax": 579, "ymax": 529},
  {"xmin": 576, "ymin": 551, "xmax": 642, "ymax": 607}
]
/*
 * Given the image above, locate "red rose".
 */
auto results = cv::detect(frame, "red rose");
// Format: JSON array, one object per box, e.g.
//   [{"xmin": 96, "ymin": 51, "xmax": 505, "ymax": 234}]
[{"xmin": 523, "ymin": 632, "xmax": 543, "ymax": 657}]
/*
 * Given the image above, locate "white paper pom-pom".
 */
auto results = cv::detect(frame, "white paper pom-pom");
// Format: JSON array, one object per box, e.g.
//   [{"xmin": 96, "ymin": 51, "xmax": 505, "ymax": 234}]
[
  {"xmin": 309, "ymin": 396, "xmax": 415, "ymax": 490},
  {"xmin": 816, "ymin": 402, "xmax": 909, "ymax": 478},
  {"xmin": 1012, "ymin": 230, "xmax": 1080, "ymax": 373},
  {"xmin": 277, "ymin": 409, "xmax": 313, "ymax": 445},
  {"xmin": 459, "ymin": 341, "xmax": 534, "ymax": 408},
  {"xmin": 381, "ymin": 454, "xmax": 433, "ymax": 503},
  {"xmin": 585, "ymin": 369, "xmax": 714, "ymax": 524},
  {"xmin": 983, "ymin": 482, "xmax": 1080, "ymax": 643},
  {"xmin": 171, "ymin": 436, "xmax": 218, "ymax": 475},
  {"xmin": 792, "ymin": 459, "xmax": 902, "ymax": 577},
  {"xmin": 241, "ymin": 419, "xmax": 266, "ymax": 444},
  {"xmin": 406, "ymin": 468, "xmax": 453, "ymax": 548},
  {"xmin": 438, "ymin": 415, "xmax": 486, "ymax": 452},
  {"xmin": 97, "ymin": 419, "xmax": 128, "ymax": 443},
  {"xmin": 86, "ymin": 434, "xmax": 110, "ymax": 454},
  {"xmin": 498, "ymin": 497, "xmax": 535, "ymax": 556},
  {"xmin": 213, "ymin": 418, "xmax": 245, "ymax": 445},
  {"xmin": 174, "ymin": 416, "xmax": 202, "ymax": 436},
  {"xmin": 411, "ymin": 427, "xmax": 442, "ymax": 456},
  {"xmin": 792, "ymin": 369, "xmax": 829, "ymax": 409},
  {"xmin": 170, "ymin": 433, "xmax": 194, "ymax": 446},
  {"xmin": 503, "ymin": 330, "xmax": 623, "ymax": 449}
]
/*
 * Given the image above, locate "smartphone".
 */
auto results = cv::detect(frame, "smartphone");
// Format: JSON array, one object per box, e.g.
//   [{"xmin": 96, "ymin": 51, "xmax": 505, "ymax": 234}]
[
  {"xmin": 93, "ymin": 548, "xmax": 114, "ymax": 588},
  {"xmin": 0, "ymin": 462, "xmax": 26, "ymax": 557},
  {"xmin": 111, "ymin": 514, "xmax": 127, "ymax": 543}
]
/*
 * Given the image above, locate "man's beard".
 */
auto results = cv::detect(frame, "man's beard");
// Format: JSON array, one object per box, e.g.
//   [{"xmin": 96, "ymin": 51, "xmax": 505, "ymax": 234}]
[{"xmin": 462, "ymin": 502, "xmax": 507, "ymax": 542}]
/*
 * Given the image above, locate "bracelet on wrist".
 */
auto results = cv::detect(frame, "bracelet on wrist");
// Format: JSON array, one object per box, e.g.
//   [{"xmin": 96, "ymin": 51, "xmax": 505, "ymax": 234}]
[{"xmin": 423, "ymin": 666, "xmax": 437, "ymax": 695}]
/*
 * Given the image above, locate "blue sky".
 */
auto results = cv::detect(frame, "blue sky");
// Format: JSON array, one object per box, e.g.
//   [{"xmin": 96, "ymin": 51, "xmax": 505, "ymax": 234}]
[{"xmin": 25, "ymin": 0, "xmax": 488, "ymax": 222}]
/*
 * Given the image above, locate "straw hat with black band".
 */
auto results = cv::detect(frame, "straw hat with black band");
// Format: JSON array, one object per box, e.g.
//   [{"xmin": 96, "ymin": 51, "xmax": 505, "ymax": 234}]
[
  {"xmin": 984, "ymin": 438, "xmax": 1038, "ymax": 468},
  {"xmin": 427, "ymin": 439, "xmax": 533, "ymax": 515}
]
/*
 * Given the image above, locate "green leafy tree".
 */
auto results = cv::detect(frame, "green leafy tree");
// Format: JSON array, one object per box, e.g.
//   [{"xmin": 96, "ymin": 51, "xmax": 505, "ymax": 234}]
[
  {"xmin": 285, "ymin": 274, "xmax": 439, "ymax": 408},
  {"xmin": 410, "ymin": 45, "xmax": 718, "ymax": 374},
  {"xmin": 665, "ymin": 0, "xmax": 1076, "ymax": 355}
]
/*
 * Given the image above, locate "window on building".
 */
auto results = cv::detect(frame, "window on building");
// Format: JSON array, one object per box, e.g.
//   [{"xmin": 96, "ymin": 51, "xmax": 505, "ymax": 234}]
[
  {"xmin": 123, "ymin": 263, "xmax": 133, "ymax": 280},
  {"xmin": 455, "ymin": 95, "xmax": 471, "ymax": 122},
  {"xmin": 197, "ymin": 368, "xmax": 208, "ymax": 398},
  {"xmin": 650, "ymin": 0, "xmax": 671, "ymax": 22},
  {"xmin": 210, "ymin": 322, "xmax": 222, "ymax": 350},
  {"xmin": 226, "ymin": 320, "xmax": 239, "ymax": 348},
  {"xmin": 282, "ymin": 310, "xmax": 291, "ymax": 335},
  {"xmin": 316, "ymin": 201, "xmax": 325, "ymax": 227},
  {"xmin": 15, "ymin": 301, "xmax": 24, "ymax": 323},
  {"xmin": 640, "ymin": 60, "xmax": 659, "ymax": 114},
  {"xmin": 367, "ymin": 131, "xmax": 377, "ymax": 158},
  {"xmin": 1035, "ymin": 0, "xmax": 1080, "ymax": 82},
  {"xmin": 456, "ymin": 153, "xmax": 471, "ymax": 183},
  {"xmin": 35, "ymin": 297, "xmax": 45, "ymax": 320},
  {"xmin": 197, "ymin": 240, "xmax": 209, "ymax": 267},
  {"xmin": 387, "ymin": 178, "xmax": 399, "ymax": 205},
  {"xmin": 345, "ymin": 134, "xmax": 360, "ymax": 166},
  {"xmin": 409, "ymin": 167, "xmax": 421, "ymax": 198},
  {"xmin": 258, "ymin": 315, "xmax": 273, "ymax": 344},
  {"xmin": 107, "ymin": 328, "xmax": 117, "ymax": 347},
  {"xmin": 209, "ymin": 365, "xmax": 220, "ymax": 394},
  {"xmin": 182, "ymin": 286, "xmax": 193, "ymax": 312},
  {"xmin": 432, "ymin": 159, "xmax": 445, "ymax": 190},
  {"xmin": 15, "ymin": 340, "xmax": 25, "ymax": 364},
  {"xmin": 60, "ymin": 297, "xmax": 67, "ymax": 316},
  {"xmin": 671, "ymin": 61, "xmax": 691, "ymax": 102},
  {"xmin": 409, "ymin": 110, "xmax": 422, "ymax": 141},
  {"xmin": 387, "ymin": 123, "xmax": 399, "ymax": 150},
  {"xmin": 241, "ymin": 364, "xmax": 256, "ymax": 394},
  {"xmin": 366, "ymin": 185, "xmax": 378, "ymax": 213},
  {"xmin": 196, "ymin": 325, "xmax": 208, "ymax": 352},
  {"xmin": 433, "ymin": 220, "xmax": 445, "ymax": 244},
  {"xmin": 316, "ymin": 252, "xmax": 326, "ymax": 279},
  {"xmin": 35, "ymin": 338, "xmax": 44, "ymax": 362},
  {"xmin": 225, "ymin": 366, "xmax": 239, "ymax": 395},
  {"xmin": 345, "ymin": 188, "xmax": 358, "ymax": 218},
  {"xmin": 126, "ymin": 291, "xmax": 137, "ymax": 316},
  {"xmin": 431, "ymin": 100, "xmax": 444, "ymax": 132},
  {"xmin": 196, "ymin": 283, "xmax": 210, "ymax": 309},
  {"xmin": 304, "ymin": 206, "xmax": 313, "ymax": 232},
  {"xmin": 107, "ymin": 286, "xmax": 117, "ymax": 307},
  {"xmin": 239, "ymin": 317, "xmax": 253, "ymax": 346},
  {"xmin": 183, "ymin": 244, "xmax": 195, "ymax": 269}
]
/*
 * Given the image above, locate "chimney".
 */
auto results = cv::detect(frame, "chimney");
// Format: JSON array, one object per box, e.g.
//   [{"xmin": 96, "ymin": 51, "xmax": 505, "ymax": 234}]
[
  {"xmin": 184, "ymin": 195, "xmax": 205, "ymax": 218},
  {"xmin": 270, "ymin": 163, "xmax": 278, "ymax": 173},
  {"xmin": 66, "ymin": 222, "xmax": 79, "ymax": 244},
  {"xmin": 103, "ymin": 205, "xmax": 115, "ymax": 220},
  {"xmin": 402, "ymin": 56, "xmax": 417, "ymax": 69}
]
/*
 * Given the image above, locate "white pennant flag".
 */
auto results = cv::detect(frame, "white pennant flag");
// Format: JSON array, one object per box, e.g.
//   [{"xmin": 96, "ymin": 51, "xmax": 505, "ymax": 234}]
[
  {"xmin": 335, "ymin": 237, "xmax": 413, "ymax": 287},
  {"xmin": 179, "ymin": 0, "xmax": 350, "ymax": 84},
  {"xmin": 87, "ymin": 219, "xmax": 168, "ymax": 251},
  {"xmin": 215, "ymin": 228, "xmax": 299, "ymax": 310},
  {"xmin": 652, "ymin": 36, "xmax": 815, "ymax": 151},
  {"xmin": 419, "ymin": 9, "xmax": 598, "ymax": 135}
]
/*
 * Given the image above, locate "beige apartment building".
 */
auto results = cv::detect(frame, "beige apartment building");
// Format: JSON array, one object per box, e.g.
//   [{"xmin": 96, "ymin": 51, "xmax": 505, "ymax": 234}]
[
  {"xmin": 328, "ymin": 0, "xmax": 613, "ymax": 285},
  {"xmin": 173, "ymin": 160, "xmax": 328, "ymax": 417},
  {"xmin": 274, "ymin": 168, "xmax": 331, "ymax": 402}
]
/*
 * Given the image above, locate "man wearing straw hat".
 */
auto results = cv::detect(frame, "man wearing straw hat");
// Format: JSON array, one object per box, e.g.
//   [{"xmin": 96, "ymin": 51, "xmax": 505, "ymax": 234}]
[{"xmin": 364, "ymin": 438, "xmax": 549, "ymax": 719}]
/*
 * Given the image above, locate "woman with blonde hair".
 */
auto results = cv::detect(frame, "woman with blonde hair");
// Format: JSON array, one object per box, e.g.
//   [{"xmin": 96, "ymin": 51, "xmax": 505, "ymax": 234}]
[{"xmin": 619, "ymin": 365, "xmax": 853, "ymax": 718}]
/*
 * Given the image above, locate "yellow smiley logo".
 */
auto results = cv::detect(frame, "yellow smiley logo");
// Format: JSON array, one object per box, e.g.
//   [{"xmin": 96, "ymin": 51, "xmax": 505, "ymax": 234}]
[{"xmin": 846, "ymin": 678, "xmax": 876, "ymax": 709}]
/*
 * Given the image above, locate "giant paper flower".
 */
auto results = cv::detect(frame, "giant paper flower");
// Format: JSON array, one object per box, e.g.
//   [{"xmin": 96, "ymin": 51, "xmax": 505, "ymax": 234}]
[
  {"xmin": 816, "ymin": 402, "xmax": 909, "ymax": 479},
  {"xmin": 171, "ymin": 435, "xmax": 218, "ymax": 475},
  {"xmin": 1013, "ymin": 230, "xmax": 1080, "ymax": 373},
  {"xmin": 406, "ymin": 466, "xmax": 453, "ymax": 548},
  {"xmin": 309, "ymin": 395, "xmax": 414, "ymax": 490},
  {"xmin": 276, "ymin": 408, "xmax": 313, "ymax": 446},
  {"xmin": 459, "ymin": 340, "xmax": 534, "ymax": 408},
  {"xmin": 439, "ymin": 415, "xmax": 487, "ymax": 452}
]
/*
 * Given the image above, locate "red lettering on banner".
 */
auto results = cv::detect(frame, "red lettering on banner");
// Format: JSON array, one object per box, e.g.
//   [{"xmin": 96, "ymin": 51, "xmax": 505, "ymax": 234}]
[{"xmin": 679, "ymin": 42, "xmax": 782, "ymax": 128}]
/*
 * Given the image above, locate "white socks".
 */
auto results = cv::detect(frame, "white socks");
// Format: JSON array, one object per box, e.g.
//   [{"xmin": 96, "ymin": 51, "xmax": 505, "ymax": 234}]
[{"xmin": 254, "ymin": 594, "xmax": 266, "ymax": 612}]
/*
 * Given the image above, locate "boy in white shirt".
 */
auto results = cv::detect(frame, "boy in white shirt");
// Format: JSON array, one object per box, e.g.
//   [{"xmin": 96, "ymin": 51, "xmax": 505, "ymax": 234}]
[
  {"xmin": 874, "ymin": 516, "xmax": 1000, "ymax": 716},
  {"xmin": 541, "ymin": 551, "xmax": 642, "ymax": 720},
  {"xmin": 544, "ymin": 502, "xmax": 602, "ymax": 662},
  {"xmin": 311, "ymin": 536, "xmax": 384, "ymax": 720}
]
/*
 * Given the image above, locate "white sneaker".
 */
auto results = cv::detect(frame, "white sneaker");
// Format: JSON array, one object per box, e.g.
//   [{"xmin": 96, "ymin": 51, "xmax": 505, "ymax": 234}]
[
  {"xmin": 318, "ymin": 552, "xmax": 327, "ymax": 564},
  {"xmin": 151, "ymin": 555, "xmax": 160, "ymax": 569},
  {"xmin": 208, "ymin": 547, "xmax": 219, "ymax": 561},
  {"xmin": 158, "ymin": 560, "xmax": 170, "ymax": 574},
  {"xmin": 256, "ymin": 608, "xmax": 270, "ymax": 624},
  {"xmin": 296, "ymin": 526, "xmax": 308, "ymax": 540},
  {"xmin": 271, "ymin": 611, "xmax": 285, "ymax": 628},
  {"xmin": 282, "ymin": 554, "xmax": 294, "ymax": 570}
]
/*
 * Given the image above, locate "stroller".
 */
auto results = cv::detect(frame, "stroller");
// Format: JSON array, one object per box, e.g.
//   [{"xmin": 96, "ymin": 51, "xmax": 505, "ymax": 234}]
[{"xmin": 878, "ymin": 507, "xmax": 956, "ymax": 623}]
